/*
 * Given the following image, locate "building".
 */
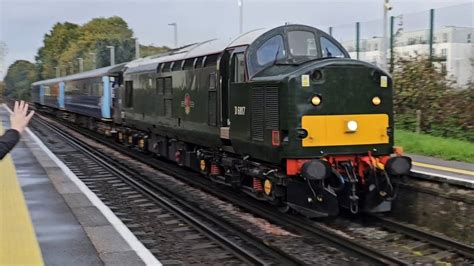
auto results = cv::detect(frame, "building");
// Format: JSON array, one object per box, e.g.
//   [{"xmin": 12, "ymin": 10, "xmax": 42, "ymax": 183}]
[{"xmin": 342, "ymin": 26, "xmax": 473, "ymax": 88}]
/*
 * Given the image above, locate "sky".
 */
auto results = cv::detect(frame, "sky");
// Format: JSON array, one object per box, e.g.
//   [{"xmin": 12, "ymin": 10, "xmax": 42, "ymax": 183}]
[{"xmin": 0, "ymin": 0, "xmax": 472, "ymax": 80}]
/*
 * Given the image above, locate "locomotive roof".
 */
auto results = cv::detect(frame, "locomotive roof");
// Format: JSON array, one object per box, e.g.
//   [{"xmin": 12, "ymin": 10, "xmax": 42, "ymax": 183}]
[
  {"xmin": 124, "ymin": 28, "xmax": 267, "ymax": 75},
  {"xmin": 32, "ymin": 62, "xmax": 127, "ymax": 86},
  {"xmin": 124, "ymin": 43, "xmax": 200, "ymax": 74}
]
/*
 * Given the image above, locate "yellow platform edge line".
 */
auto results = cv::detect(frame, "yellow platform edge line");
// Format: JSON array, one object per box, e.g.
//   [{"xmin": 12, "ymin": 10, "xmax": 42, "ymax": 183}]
[
  {"xmin": 0, "ymin": 118, "xmax": 44, "ymax": 265},
  {"xmin": 413, "ymin": 161, "xmax": 474, "ymax": 176}
]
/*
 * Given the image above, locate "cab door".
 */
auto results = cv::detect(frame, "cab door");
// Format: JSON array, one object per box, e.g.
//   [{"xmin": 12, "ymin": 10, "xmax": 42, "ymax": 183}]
[{"xmin": 219, "ymin": 47, "xmax": 246, "ymax": 128}]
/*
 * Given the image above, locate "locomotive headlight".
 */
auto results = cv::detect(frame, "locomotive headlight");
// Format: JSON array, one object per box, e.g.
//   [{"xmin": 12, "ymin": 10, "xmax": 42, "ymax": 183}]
[
  {"xmin": 346, "ymin": 120, "xmax": 358, "ymax": 132},
  {"xmin": 311, "ymin": 95, "xmax": 322, "ymax": 106},
  {"xmin": 372, "ymin": 96, "xmax": 381, "ymax": 105}
]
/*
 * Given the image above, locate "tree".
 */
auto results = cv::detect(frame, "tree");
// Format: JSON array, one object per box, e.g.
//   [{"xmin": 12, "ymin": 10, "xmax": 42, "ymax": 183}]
[
  {"xmin": 393, "ymin": 55, "xmax": 474, "ymax": 141},
  {"xmin": 34, "ymin": 16, "xmax": 170, "ymax": 77},
  {"xmin": 0, "ymin": 81, "xmax": 5, "ymax": 96},
  {"xmin": 58, "ymin": 16, "xmax": 135, "ymax": 70},
  {"xmin": 36, "ymin": 22, "xmax": 80, "ymax": 79},
  {"xmin": 140, "ymin": 44, "xmax": 170, "ymax": 58},
  {"xmin": 3, "ymin": 60, "xmax": 38, "ymax": 100}
]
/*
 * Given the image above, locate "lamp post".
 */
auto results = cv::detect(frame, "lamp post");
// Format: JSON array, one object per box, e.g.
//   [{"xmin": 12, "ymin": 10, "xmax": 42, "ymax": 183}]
[
  {"xmin": 89, "ymin": 52, "xmax": 96, "ymax": 69},
  {"xmin": 238, "ymin": 0, "xmax": 244, "ymax": 34},
  {"xmin": 134, "ymin": 38, "xmax": 140, "ymax": 59},
  {"xmin": 382, "ymin": 0, "xmax": 393, "ymax": 70},
  {"xmin": 168, "ymin": 23, "xmax": 178, "ymax": 48},
  {"xmin": 106, "ymin": 46, "xmax": 115, "ymax": 66},
  {"xmin": 77, "ymin": 57, "xmax": 84, "ymax": 72}
]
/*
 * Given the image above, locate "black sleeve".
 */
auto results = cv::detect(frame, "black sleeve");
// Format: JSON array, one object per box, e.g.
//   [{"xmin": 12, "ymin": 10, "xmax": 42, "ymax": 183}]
[{"xmin": 0, "ymin": 129, "xmax": 20, "ymax": 160}]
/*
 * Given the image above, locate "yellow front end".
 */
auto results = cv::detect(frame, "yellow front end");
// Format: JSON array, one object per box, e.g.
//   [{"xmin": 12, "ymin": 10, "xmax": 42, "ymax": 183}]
[{"xmin": 301, "ymin": 114, "xmax": 389, "ymax": 147}]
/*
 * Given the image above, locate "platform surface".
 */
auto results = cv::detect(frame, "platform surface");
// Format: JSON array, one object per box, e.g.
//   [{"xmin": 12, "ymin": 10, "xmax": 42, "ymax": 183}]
[
  {"xmin": 0, "ymin": 113, "xmax": 43, "ymax": 265},
  {"xmin": 408, "ymin": 153, "xmax": 474, "ymax": 188},
  {"xmin": 0, "ymin": 105, "xmax": 159, "ymax": 266}
]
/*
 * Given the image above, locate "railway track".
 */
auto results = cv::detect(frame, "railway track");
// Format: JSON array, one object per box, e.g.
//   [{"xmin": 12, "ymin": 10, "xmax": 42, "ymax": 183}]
[
  {"xmin": 31, "ymin": 112, "xmax": 474, "ymax": 265},
  {"xmin": 368, "ymin": 214, "xmax": 474, "ymax": 260},
  {"xmin": 32, "ymin": 116, "xmax": 304, "ymax": 265}
]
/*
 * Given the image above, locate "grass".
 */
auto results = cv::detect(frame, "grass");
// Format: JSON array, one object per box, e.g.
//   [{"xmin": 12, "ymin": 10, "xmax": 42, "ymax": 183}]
[{"xmin": 395, "ymin": 129, "xmax": 474, "ymax": 163}]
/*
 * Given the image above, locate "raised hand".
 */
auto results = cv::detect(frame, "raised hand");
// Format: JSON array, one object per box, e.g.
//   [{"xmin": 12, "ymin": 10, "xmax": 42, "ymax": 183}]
[{"xmin": 10, "ymin": 101, "xmax": 35, "ymax": 133}]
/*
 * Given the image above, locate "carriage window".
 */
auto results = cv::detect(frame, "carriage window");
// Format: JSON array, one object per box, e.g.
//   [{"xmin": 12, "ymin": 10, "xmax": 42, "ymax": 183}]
[
  {"xmin": 183, "ymin": 59, "xmax": 194, "ymax": 70},
  {"xmin": 172, "ymin": 60, "xmax": 183, "ymax": 71},
  {"xmin": 256, "ymin": 35, "xmax": 285, "ymax": 66},
  {"xmin": 195, "ymin": 57, "xmax": 204, "ymax": 68},
  {"xmin": 162, "ymin": 62, "xmax": 172, "ymax": 72},
  {"xmin": 288, "ymin": 31, "xmax": 317, "ymax": 56},
  {"xmin": 320, "ymin": 37, "xmax": 345, "ymax": 58},
  {"xmin": 204, "ymin": 54, "xmax": 219, "ymax": 67},
  {"xmin": 233, "ymin": 53, "xmax": 245, "ymax": 83}
]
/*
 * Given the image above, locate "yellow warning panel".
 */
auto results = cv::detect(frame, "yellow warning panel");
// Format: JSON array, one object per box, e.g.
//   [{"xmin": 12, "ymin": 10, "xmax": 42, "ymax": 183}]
[
  {"xmin": 0, "ymin": 120, "xmax": 44, "ymax": 265},
  {"xmin": 302, "ymin": 114, "xmax": 390, "ymax": 147}
]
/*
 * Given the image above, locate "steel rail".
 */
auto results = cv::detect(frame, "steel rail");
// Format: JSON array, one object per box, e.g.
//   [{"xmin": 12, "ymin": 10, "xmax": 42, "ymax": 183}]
[
  {"xmin": 369, "ymin": 214, "xmax": 474, "ymax": 260},
  {"xmin": 33, "ymin": 116, "xmax": 303, "ymax": 266}
]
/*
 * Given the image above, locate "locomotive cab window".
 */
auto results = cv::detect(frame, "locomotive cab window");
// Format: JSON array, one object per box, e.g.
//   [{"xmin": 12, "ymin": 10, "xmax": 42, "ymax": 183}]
[
  {"xmin": 320, "ymin": 37, "xmax": 345, "ymax": 58},
  {"xmin": 256, "ymin": 35, "xmax": 285, "ymax": 66},
  {"xmin": 288, "ymin": 31, "xmax": 317, "ymax": 57}
]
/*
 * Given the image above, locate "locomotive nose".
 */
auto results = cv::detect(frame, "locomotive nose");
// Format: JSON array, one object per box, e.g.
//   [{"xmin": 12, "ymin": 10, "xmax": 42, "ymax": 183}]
[{"xmin": 294, "ymin": 60, "xmax": 393, "ymax": 149}]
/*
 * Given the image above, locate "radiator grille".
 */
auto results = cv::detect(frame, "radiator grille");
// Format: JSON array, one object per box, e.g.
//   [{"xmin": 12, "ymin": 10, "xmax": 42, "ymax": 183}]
[{"xmin": 251, "ymin": 87, "xmax": 279, "ymax": 141}]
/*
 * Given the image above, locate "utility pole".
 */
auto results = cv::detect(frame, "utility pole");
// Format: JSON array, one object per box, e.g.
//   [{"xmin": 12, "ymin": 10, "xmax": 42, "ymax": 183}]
[
  {"xmin": 135, "ymin": 38, "xmax": 140, "ymax": 59},
  {"xmin": 106, "ymin": 46, "xmax": 115, "ymax": 66},
  {"xmin": 238, "ymin": 0, "xmax": 243, "ymax": 34},
  {"xmin": 77, "ymin": 57, "xmax": 84, "ymax": 72},
  {"xmin": 54, "ymin": 66, "xmax": 60, "ymax": 78},
  {"xmin": 168, "ymin": 23, "xmax": 178, "ymax": 48},
  {"xmin": 382, "ymin": 0, "xmax": 393, "ymax": 70},
  {"xmin": 89, "ymin": 52, "xmax": 96, "ymax": 69}
]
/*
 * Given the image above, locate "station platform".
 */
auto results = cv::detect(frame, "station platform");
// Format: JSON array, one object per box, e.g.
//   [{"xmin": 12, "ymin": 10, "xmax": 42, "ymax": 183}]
[
  {"xmin": 0, "ymin": 105, "xmax": 160, "ymax": 266},
  {"xmin": 408, "ymin": 153, "xmax": 474, "ymax": 188}
]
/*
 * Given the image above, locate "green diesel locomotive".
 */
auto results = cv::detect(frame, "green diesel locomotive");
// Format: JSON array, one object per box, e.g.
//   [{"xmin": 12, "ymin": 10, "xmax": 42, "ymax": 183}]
[{"xmin": 34, "ymin": 24, "xmax": 412, "ymax": 217}]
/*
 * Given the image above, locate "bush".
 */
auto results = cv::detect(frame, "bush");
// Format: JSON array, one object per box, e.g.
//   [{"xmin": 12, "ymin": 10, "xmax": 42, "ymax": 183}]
[{"xmin": 393, "ymin": 55, "xmax": 474, "ymax": 142}]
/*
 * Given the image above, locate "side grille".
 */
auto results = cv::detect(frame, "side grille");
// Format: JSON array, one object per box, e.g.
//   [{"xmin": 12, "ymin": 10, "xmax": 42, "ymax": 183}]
[
  {"xmin": 265, "ymin": 87, "xmax": 279, "ymax": 129},
  {"xmin": 251, "ymin": 88, "xmax": 265, "ymax": 141},
  {"xmin": 251, "ymin": 87, "xmax": 279, "ymax": 141}
]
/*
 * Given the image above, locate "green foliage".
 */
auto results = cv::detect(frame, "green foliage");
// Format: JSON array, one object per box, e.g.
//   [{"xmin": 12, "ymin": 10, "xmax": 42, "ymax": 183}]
[
  {"xmin": 36, "ymin": 22, "xmax": 80, "ymax": 79},
  {"xmin": 395, "ymin": 129, "xmax": 474, "ymax": 163},
  {"xmin": 35, "ymin": 16, "xmax": 168, "ymax": 78},
  {"xmin": 393, "ymin": 55, "xmax": 474, "ymax": 142},
  {"xmin": 140, "ymin": 44, "xmax": 170, "ymax": 57},
  {"xmin": 3, "ymin": 60, "xmax": 38, "ymax": 100},
  {"xmin": 0, "ymin": 81, "xmax": 5, "ymax": 95}
]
